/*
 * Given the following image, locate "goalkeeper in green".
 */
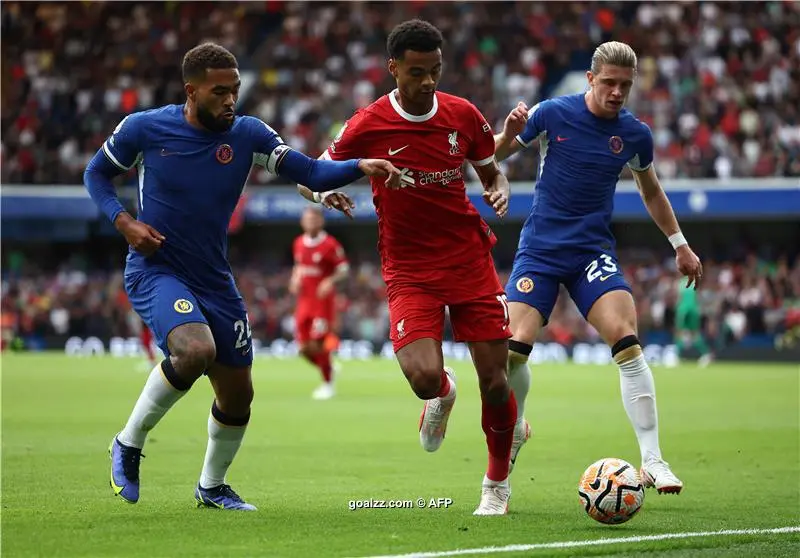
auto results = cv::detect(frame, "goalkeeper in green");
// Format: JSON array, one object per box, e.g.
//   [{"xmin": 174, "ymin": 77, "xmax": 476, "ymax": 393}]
[{"xmin": 674, "ymin": 278, "xmax": 712, "ymax": 366}]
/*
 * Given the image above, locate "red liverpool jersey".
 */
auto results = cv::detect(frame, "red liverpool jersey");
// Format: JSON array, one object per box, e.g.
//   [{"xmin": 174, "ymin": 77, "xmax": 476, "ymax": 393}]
[
  {"xmin": 292, "ymin": 232, "xmax": 348, "ymax": 303},
  {"xmin": 324, "ymin": 90, "xmax": 497, "ymax": 282}
]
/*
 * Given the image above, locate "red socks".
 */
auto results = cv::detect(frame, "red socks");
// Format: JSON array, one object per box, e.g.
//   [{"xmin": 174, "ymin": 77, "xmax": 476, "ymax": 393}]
[
  {"xmin": 314, "ymin": 351, "xmax": 333, "ymax": 384},
  {"xmin": 481, "ymin": 391, "xmax": 518, "ymax": 482},
  {"xmin": 140, "ymin": 327, "xmax": 155, "ymax": 363},
  {"xmin": 435, "ymin": 369, "xmax": 451, "ymax": 398}
]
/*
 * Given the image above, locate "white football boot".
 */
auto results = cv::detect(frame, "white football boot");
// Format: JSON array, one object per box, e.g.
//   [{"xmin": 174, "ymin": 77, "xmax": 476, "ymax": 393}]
[
  {"xmin": 312, "ymin": 383, "xmax": 335, "ymax": 400},
  {"xmin": 418, "ymin": 367, "xmax": 456, "ymax": 452},
  {"xmin": 473, "ymin": 476, "xmax": 510, "ymax": 515},
  {"xmin": 641, "ymin": 458, "xmax": 683, "ymax": 494}
]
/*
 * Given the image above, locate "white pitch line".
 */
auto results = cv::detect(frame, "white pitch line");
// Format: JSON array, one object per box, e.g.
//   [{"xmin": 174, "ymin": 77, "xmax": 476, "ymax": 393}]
[{"xmin": 354, "ymin": 526, "xmax": 800, "ymax": 558}]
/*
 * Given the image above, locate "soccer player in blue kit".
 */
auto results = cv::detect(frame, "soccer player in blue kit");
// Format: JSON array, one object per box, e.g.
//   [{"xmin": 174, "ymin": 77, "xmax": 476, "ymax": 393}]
[
  {"xmin": 84, "ymin": 43, "xmax": 401, "ymax": 510},
  {"xmin": 494, "ymin": 42, "xmax": 703, "ymax": 493}
]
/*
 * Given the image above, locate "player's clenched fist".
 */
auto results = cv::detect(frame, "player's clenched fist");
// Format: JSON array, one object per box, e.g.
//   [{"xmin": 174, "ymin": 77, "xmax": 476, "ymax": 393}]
[
  {"xmin": 357, "ymin": 159, "xmax": 403, "ymax": 189},
  {"xmin": 676, "ymin": 245, "xmax": 703, "ymax": 290},
  {"xmin": 503, "ymin": 101, "xmax": 529, "ymax": 138},
  {"xmin": 115, "ymin": 213, "xmax": 166, "ymax": 256}
]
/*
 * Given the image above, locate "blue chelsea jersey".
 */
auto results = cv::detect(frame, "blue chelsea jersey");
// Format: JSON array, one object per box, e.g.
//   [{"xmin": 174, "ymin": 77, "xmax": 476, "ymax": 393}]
[
  {"xmin": 515, "ymin": 93, "xmax": 654, "ymax": 254},
  {"xmin": 103, "ymin": 104, "xmax": 288, "ymax": 290}
]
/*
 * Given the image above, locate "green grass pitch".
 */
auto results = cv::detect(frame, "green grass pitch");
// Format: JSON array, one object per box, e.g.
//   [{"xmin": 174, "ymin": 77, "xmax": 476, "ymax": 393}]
[{"xmin": 2, "ymin": 354, "xmax": 798, "ymax": 557}]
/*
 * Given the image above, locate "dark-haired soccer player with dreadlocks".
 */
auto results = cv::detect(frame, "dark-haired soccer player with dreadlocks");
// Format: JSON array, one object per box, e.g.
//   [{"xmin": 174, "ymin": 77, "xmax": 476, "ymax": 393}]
[
  {"xmin": 298, "ymin": 19, "xmax": 516, "ymax": 515},
  {"xmin": 84, "ymin": 42, "xmax": 401, "ymax": 510}
]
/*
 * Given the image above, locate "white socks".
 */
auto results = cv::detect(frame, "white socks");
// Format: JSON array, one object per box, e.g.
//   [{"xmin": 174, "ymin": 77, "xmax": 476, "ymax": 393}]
[
  {"xmin": 617, "ymin": 353, "xmax": 662, "ymax": 464},
  {"xmin": 116, "ymin": 361, "xmax": 249, "ymax": 489},
  {"xmin": 117, "ymin": 362, "xmax": 188, "ymax": 449},
  {"xmin": 199, "ymin": 405, "xmax": 249, "ymax": 489},
  {"xmin": 507, "ymin": 339, "xmax": 663, "ymax": 465},
  {"xmin": 507, "ymin": 353, "xmax": 531, "ymax": 425}
]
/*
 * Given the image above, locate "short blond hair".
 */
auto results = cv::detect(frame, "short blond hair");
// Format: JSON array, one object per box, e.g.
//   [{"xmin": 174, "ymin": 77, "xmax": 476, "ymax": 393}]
[{"xmin": 591, "ymin": 41, "xmax": 637, "ymax": 74}]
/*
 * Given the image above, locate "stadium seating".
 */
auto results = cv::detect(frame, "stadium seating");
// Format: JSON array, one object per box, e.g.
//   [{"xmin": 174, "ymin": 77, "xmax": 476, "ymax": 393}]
[{"xmin": 2, "ymin": 1, "xmax": 799, "ymax": 185}]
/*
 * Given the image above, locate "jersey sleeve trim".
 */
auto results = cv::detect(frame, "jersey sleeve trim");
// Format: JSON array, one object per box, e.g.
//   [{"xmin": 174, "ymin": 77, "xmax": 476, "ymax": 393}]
[
  {"xmin": 102, "ymin": 141, "xmax": 137, "ymax": 171},
  {"xmin": 627, "ymin": 153, "xmax": 652, "ymax": 172},
  {"xmin": 514, "ymin": 134, "xmax": 532, "ymax": 148},
  {"xmin": 515, "ymin": 132, "xmax": 545, "ymax": 149},
  {"xmin": 468, "ymin": 154, "xmax": 496, "ymax": 166},
  {"xmin": 320, "ymin": 150, "xmax": 332, "ymax": 160},
  {"xmin": 628, "ymin": 161, "xmax": 653, "ymax": 172}
]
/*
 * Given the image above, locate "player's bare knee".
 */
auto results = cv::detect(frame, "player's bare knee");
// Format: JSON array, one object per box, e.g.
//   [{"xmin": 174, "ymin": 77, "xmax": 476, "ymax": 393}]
[
  {"xmin": 235, "ymin": 381, "xmax": 255, "ymax": 409},
  {"xmin": 404, "ymin": 366, "xmax": 442, "ymax": 400},
  {"xmin": 508, "ymin": 303, "xmax": 543, "ymax": 345},
  {"xmin": 477, "ymin": 368, "xmax": 510, "ymax": 404},
  {"xmin": 606, "ymin": 325, "xmax": 637, "ymax": 348},
  {"xmin": 218, "ymin": 383, "xmax": 253, "ymax": 417},
  {"xmin": 172, "ymin": 338, "xmax": 216, "ymax": 377},
  {"xmin": 396, "ymin": 340, "xmax": 445, "ymax": 399},
  {"xmin": 168, "ymin": 324, "xmax": 217, "ymax": 377},
  {"xmin": 598, "ymin": 314, "xmax": 638, "ymax": 348},
  {"xmin": 308, "ymin": 340, "xmax": 323, "ymax": 356}
]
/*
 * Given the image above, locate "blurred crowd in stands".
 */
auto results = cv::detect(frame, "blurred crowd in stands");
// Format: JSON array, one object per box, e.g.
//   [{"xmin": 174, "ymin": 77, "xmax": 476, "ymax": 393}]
[
  {"xmin": 3, "ymin": 246, "xmax": 799, "ymax": 354},
  {"xmin": 2, "ymin": 1, "xmax": 799, "ymax": 186}
]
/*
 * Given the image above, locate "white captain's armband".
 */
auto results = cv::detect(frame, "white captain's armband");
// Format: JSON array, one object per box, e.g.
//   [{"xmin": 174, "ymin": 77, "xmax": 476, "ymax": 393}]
[{"xmin": 266, "ymin": 144, "xmax": 291, "ymax": 174}]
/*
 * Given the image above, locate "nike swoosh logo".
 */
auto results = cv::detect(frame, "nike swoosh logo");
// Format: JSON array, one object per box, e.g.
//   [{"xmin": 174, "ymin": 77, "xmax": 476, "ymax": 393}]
[
  {"xmin": 160, "ymin": 148, "xmax": 184, "ymax": 156},
  {"xmin": 198, "ymin": 493, "xmax": 225, "ymax": 509},
  {"xmin": 110, "ymin": 477, "xmax": 125, "ymax": 495},
  {"xmin": 388, "ymin": 145, "xmax": 409, "ymax": 156},
  {"xmin": 599, "ymin": 274, "xmax": 615, "ymax": 282},
  {"xmin": 556, "ymin": 136, "xmax": 569, "ymax": 142}
]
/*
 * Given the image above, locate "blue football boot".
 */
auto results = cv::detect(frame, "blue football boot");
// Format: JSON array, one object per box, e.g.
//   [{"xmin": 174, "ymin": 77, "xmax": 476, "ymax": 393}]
[
  {"xmin": 109, "ymin": 436, "xmax": 144, "ymax": 503},
  {"xmin": 195, "ymin": 484, "xmax": 257, "ymax": 511}
]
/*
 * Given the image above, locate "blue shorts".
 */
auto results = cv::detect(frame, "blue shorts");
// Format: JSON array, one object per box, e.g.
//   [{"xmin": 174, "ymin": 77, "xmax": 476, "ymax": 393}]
[
  {"xmin": 506, "ymin": 250, "xmax": 631, "ymax": 324},
  {"xmin": 125, "ymin": 271, "xmax": 253, "ymax": 368}
]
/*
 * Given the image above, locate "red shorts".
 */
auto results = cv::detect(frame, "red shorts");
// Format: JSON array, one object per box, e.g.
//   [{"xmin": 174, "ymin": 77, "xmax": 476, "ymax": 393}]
[
  {"xmin": 386, "ymin": 254, "xmax": 511, "ymax": 352},
  {"xmin": 295, "ymin": 297, "xmax": 335, "ymax": 344}
]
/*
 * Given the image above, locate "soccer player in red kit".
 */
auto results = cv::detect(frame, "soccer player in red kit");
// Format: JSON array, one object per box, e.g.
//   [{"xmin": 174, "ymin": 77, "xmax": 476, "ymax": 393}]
[
  {"xmin": 289, "ymin": 206, "xmax": 349, "ymax": 400},
  {"xmin": 298, "ymin": 20, "xmax": 516, "ymax": 515},
  {"xmin": 140, "ymin": 323, "xmax": 157, "ymax": 368}
]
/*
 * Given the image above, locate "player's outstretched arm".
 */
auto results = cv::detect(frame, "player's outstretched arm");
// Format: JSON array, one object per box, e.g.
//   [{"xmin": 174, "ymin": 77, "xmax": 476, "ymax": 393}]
[
  {"xmin": 276, "ymin": 148, "xmax": 402, "ymax": 192},
  {"xmin": 632, "ymin": 166, "xmax": 703, "ymax": 288},
  {"xmin": 494, "ymin": 102, "xmax": 529, "ymax": 162},
  {"xmin": 83, "ymin": 149, "xmax": 165, "ymax": 256}
]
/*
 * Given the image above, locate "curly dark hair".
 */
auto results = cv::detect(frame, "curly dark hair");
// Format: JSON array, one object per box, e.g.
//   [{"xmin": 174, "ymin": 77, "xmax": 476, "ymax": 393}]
[
  {"xmin": 386, "ymin": 19, "xmax": 443, "ymax": 60},
  {"xmin": 182, "ymin": 43, "xmax": 238, "ymax": 82}
]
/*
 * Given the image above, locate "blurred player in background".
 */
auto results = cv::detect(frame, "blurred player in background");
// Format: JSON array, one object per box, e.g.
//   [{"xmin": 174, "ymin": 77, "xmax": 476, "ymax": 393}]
[
  {"xmin": 84, "ymin": 42, "xmax": 401, "ymax": 510},
  {"xmin": 495, "ymin": 41, "xmax": 703, "ymax": 494},
  {"xmin": 139, "ymin": 322, "xmax": 157, "ymax": 369},
  {"xmin": 289, "ymin": 206, "xmax": 349, "ymax": 400},
  {"xmin": 299, "ymin": 20, "xmax": 516, "ymax": 515},
  {"xmin": 125, "ymin": 299, "xmax": 158, "ymax": 371},
  {"xmin": 675, "ymin": 277, "xmax": 713, "ymax": 367}
]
